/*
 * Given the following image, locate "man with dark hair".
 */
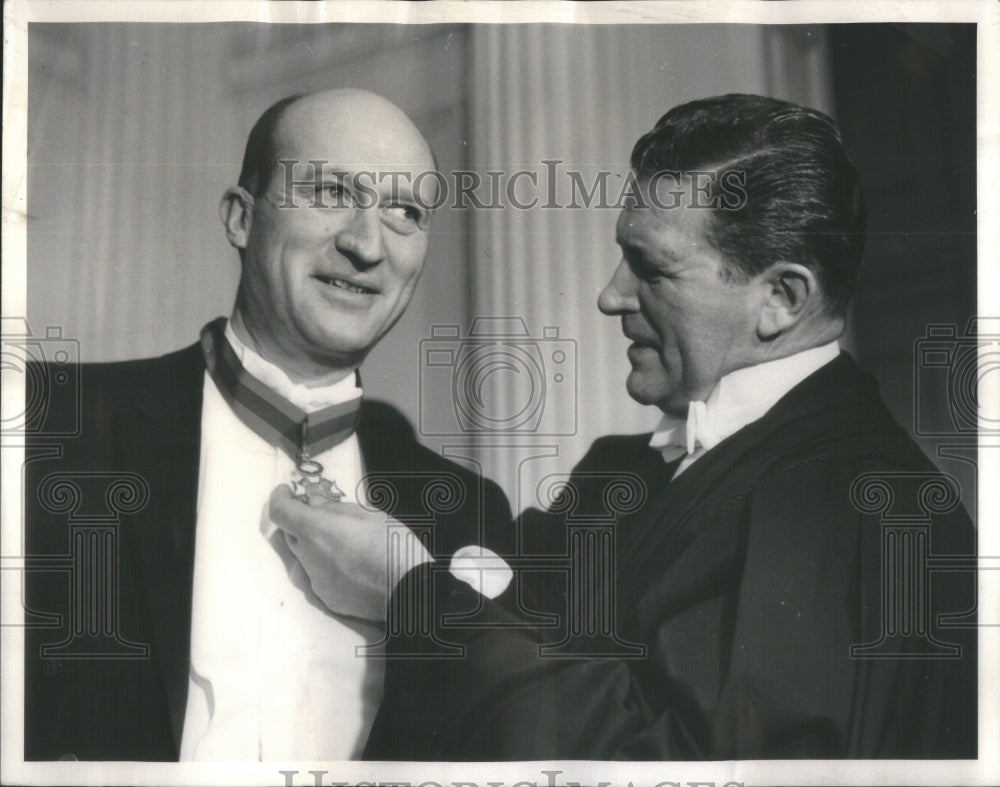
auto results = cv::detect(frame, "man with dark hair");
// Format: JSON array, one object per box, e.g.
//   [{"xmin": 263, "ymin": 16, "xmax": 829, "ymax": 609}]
[
  {"xmin": 24, "ymin": 89, "xmax": 511, "ymax": 761},
  {"xmin": 629, "ymin": 93, "xmax": 866, "ymax": 316},
  {"xmin": 270, "ymin": 93, "xmax": 977, "ymax": 759}
]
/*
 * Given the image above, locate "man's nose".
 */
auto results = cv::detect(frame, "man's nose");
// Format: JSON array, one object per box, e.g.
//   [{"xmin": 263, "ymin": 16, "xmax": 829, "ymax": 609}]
[
  {"xmin": 334, "ymin": 207, "xmax": 386, "ymax": 267},
  {"xmin": 598, "ymin": 259, "xmax": 640, "ymax": 315}
]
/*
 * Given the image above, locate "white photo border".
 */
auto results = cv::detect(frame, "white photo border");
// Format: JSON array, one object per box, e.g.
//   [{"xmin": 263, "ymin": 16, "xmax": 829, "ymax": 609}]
[{"xmin": 2, "ymin": 2, "xmax": 997, "ymax": 786}]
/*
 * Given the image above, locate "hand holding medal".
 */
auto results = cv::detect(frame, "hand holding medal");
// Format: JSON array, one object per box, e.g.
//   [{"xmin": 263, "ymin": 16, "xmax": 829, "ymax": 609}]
[{"xmin": 269, "ymin": 485, "xmax": 432, "ymax": 621}]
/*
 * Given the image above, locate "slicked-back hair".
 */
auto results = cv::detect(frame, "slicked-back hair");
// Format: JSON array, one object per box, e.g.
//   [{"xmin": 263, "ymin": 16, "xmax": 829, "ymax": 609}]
[
  {"xmin": 631, "ymin": 93, "xmax": 867, "ymax": 316},
  {"xmin": 238, "ymin": 93, "xmax": 308, "ymax": 197}
]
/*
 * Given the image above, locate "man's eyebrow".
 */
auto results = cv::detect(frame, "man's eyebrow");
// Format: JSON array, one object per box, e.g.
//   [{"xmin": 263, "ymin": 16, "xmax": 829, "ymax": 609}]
[
  {"xmin": 315, "ymin": 166, "xmax": 350, "ymax": 178},
  {"xmin": 310, "ymin": 169, "xmax": 420, "ymax": 193},
  {"xmin": 620, "ymin": 235, "xmax": 682, "ymax": 267},
  {"xmin": 294, "ymin": 168, "xmax": 348, "ymax": 186}
]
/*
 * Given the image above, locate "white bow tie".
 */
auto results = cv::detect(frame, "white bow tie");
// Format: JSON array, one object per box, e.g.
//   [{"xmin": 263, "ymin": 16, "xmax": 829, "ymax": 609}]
[{"xmin": 649, "ymin": 400, "xmax": 721, "ymax": 463}]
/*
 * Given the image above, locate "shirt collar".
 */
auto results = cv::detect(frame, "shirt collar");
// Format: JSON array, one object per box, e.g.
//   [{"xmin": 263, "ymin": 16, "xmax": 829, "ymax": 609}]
[
  {"xmin": 650, "ymin": 341, "xmax": 840, "ymax": 461},
  {"xmin": 224, "ymin": 319, "xmax": 362, "ymax": 414}
]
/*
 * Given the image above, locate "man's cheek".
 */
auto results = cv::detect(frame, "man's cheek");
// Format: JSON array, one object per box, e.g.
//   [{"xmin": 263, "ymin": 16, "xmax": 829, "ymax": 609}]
[{"xmin": 655, "ymin": 343, "xmax": 679, "ymax": 376}]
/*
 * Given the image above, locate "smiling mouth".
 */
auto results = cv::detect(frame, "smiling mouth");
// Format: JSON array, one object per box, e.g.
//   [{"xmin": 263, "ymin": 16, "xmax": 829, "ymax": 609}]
[{"xmin": 313, "ymin": 275, "xmax": 378, "ymax": 295}]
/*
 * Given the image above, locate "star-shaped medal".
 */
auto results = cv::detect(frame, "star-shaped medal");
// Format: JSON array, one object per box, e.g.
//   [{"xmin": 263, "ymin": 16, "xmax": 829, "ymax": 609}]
[{"xmin": 292, "ymin": 474, "xmax": 346, "ymax": 504}]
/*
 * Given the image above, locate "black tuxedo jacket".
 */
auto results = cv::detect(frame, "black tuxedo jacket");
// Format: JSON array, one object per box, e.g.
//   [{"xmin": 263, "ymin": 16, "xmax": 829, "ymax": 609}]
[
  {"xmin": 23, "ymin": 341, "xmax": 512, "ymax": 761},
  {"xmin": 365, "ymin": 353, "xmax": 978, "ymax": 760}
]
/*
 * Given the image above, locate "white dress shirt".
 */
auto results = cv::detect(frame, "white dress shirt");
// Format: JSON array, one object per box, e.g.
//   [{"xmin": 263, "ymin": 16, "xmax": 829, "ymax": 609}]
[
  {"xmin": 179, "ymin": 322, "xmax": 384, "ymax": 761},
  {"xmin": 649, "ymin": 341, "xmax": 841, "ymax": 477}
]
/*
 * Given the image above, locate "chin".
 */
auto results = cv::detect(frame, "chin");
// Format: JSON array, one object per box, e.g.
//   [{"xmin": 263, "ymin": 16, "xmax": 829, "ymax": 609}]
[
  {"xmin": 624, "ymin": 372, "xmax": 661, "ymax": 407},
  {"xmin": 308, "ymin": 332, "xmax": 372, "ymax": 365},
  {"xmin": 626, "ymin": 371, "xmax": 682, "ymax": 414}
]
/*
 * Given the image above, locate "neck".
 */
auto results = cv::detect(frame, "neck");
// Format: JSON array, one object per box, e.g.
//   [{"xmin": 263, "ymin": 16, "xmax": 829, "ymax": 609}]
[
  {"xmin": 229, "ymin": 309, "xmax": 355, "ymax": 388},
  {"xmin": 659, "ymin": 321, "xmax": 843, "ymax": 417},
  {"xmin": 753, "ymin": 314, "xmax": 844, "ymax": 365}
]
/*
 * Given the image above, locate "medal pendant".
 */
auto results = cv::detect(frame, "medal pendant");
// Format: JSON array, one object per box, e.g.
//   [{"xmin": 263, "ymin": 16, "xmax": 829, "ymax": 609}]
[{"xmin": 291, "ymin": 454, "xmax": 345, "ymax": 505}]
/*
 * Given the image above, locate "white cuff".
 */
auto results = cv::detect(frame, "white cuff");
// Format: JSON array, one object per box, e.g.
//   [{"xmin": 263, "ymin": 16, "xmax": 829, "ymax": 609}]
[{"xmin": 449, "ymin": 546, "xmax": 513, "ymax": 599}]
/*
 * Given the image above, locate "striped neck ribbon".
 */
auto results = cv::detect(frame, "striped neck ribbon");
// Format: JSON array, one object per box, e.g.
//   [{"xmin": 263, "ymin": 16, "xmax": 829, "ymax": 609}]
[{"xmin": 200, "ymin": 318, "xmax": 361, "ymax": 464}]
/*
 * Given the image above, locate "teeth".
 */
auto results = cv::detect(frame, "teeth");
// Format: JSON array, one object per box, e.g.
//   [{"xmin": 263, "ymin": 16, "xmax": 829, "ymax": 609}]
[
  {"xmin": 333, "ymin": 279, "xmax": 365, "ymax": 294},
  {"xmin": 320, "ymin": 276, "xmax": 371, "ymax": 294}
]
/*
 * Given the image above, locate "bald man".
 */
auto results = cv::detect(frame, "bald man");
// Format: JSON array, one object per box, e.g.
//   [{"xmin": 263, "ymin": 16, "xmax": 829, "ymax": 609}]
[{"xmin": 24, "ymin": 90, "xmax": 511, "ymax": 761}]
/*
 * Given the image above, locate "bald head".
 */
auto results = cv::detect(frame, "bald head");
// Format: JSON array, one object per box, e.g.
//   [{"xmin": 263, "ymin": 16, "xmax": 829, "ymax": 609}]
[
  {"xmin": 222, "ymin": 88, "xmax": 439, "ymax": 383},
  {"xmin": 238, "ymin": 89, "xmax": 435, "ymax": 198}
]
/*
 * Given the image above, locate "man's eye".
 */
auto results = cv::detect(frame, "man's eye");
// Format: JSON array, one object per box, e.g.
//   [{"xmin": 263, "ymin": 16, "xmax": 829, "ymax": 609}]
[
  {"xmin": 320, "ymin": 183, "xmax": 352, "ymax": 207},
  {"xmin": 382, "ymin": 202, "xmax": 427, "ymax": 231},
  {"xmin": 635, "ymin": 262, "xmax": 667, "ymax": 284},
  {"xmin": 624, "ymin": 251, "xmax": 661, "ymax": 281}
]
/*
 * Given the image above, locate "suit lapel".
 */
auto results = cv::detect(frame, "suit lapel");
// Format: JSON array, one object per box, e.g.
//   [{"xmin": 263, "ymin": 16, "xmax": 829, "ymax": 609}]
[
  {"xmin": 356, "ymin": 401, "xmax": 389, "ymax": 482},
  {"xmin": 617, "ymin": 354, "xmax": 882, "ymax": 591},
  {"xmin": 117, "ymin": 344, "xmax": 205, "ymax": 756},
  {"xmin": 355, "ymin": 401, "xmax": 425, "ymax": 517},
  {"xmin": 355, "ymin": 401, "xmax": 490, "ymax": 556}
]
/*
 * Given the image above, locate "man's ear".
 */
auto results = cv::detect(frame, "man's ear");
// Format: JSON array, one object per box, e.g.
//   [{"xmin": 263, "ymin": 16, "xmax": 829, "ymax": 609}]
[
  {"xmin": 219, "ymin": 187, "xmax": 254, "ymax": 250},
  {"xmin": 755, "ymin": 262, "xmax": 820, "ymax": 339}
]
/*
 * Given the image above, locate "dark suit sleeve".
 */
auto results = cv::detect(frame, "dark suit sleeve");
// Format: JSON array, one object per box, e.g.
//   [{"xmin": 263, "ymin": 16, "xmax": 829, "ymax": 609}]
[
  {"xmin": 364, "ymin": 434, "xmax": 688, "ymax": 760},
  {"xmin": 365, "ymin": 458, "xmax": 977, "ymax": 761},
  {"xmin": 364, "ymin": 565, "xmax": 676, "ymax": 761}
]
